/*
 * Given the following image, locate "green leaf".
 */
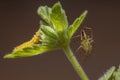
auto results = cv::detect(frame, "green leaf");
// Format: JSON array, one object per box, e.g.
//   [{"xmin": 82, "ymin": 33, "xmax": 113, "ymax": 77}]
[
  {"xmin": 40, "ymin": 20, "xmax": 49, "ymax": 26},
  {"xmin": 98, "ymin": 66, "xmax": 115, "ymax": 80},
  {"xmin": 4, "ymin": 44, "xmax": 55, "ymax": 58},
  {"xmin": 40, "ymin": 25, "xmax": 59, "ymax": 47},
  {"xmin": 68, "ymin": 10, "xmax": 88, "ymax": 39},
  {"xmin": 37, "ymin": 6, "xmax": 51, "ymax": 24},
  {"xmin": 113, "ymin": 65, "xmax": 120, "ymax": 80},
  {"xmin": 50, "ymin": 2, "xmax": 68, "ymax": 32},
  {"xmin": 41, "ymin": 25, "xmax": 58, "ymax": 40}
]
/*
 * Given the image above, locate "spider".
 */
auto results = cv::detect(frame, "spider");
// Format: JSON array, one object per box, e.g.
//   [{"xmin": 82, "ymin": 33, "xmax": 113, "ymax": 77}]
[{"xmin": 76, "ymin": 27, "xmax": 94, "ymax": 55}]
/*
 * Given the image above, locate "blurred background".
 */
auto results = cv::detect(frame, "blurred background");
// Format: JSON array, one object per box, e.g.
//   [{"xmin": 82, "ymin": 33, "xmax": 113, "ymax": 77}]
[{"xmin": 0, "ymin": 0, "xmax": 120, "ymax": 80}]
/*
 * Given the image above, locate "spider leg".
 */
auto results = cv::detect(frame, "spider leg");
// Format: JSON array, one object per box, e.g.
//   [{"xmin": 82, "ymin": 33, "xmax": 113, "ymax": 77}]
[{"xmin": 75, "ymin": 45, "xmax": 82, "ymax": 53}]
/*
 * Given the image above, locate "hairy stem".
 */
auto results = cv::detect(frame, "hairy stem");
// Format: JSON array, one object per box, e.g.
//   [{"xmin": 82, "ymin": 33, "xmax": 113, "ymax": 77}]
[{"xmin": 63, "ymin": 45, "xmax": 89, "ymax": 80}]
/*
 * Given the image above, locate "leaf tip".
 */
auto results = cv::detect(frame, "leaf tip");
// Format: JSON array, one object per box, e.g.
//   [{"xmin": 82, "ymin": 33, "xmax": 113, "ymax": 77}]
[
  {"xmin": 84, "ymin": 10, "xmax": 88, "ymax": 14},
  {"xmin": 4, "ymin": 54, "xmax": 14, "ymax": 59},
  {"xmin": 81, "ymin": 10, "xmax": 88, "ymax": 17},
  {"xmin": 52, "ymin": 1, "xmax": 62, "ymax": 10}
]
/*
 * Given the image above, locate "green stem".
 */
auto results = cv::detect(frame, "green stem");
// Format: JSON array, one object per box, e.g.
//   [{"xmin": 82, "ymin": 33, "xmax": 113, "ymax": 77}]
[{"xmin": 63, "ymin": 45, "xmax": 89, "ymax": 80}]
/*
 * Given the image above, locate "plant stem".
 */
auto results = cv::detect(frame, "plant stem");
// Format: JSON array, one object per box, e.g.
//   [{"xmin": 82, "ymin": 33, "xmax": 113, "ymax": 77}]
[{"xmin": 63, "ymin": 45, "xmax": 89, "ymax": 80}]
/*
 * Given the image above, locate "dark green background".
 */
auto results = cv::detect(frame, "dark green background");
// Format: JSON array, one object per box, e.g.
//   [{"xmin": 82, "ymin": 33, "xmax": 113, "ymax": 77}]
[{"xmin": 0, "ymin": 0, "xmax": 120, "ymax": 80}]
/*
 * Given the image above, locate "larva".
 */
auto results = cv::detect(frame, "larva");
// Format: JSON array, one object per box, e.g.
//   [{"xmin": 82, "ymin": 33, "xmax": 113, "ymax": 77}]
[{"xmin": 13, "ymin": 30, "xmax": 40, "ymax": 51}]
